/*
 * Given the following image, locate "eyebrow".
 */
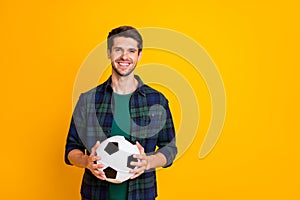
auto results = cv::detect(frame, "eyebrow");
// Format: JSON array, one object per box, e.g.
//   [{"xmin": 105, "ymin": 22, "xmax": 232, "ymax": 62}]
[
  {"xmin": 113, "ymin": 47, "xmax": 138, "ymax": 51},
  {"xmin": 128, "ymin": 48, "xmax": 137, "ymax": 52}
]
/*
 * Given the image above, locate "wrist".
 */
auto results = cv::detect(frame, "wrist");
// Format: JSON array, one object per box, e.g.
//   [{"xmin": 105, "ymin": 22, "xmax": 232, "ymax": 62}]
[
  {"xmin": 148, "ymin": 153, "xmax": 167, "ymax": 169},
  {"xmin": 146, "ymin": 155, "xmax": 153, "ymax": 170},
  {"xmin": 82, "ymin": 154, "xmax": 89, "ymax": 168}
]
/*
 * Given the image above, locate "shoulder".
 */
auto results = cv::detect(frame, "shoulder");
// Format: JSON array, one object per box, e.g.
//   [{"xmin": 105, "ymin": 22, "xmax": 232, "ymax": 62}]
[
  {"xmin": 77, "ymin": 81, "xmax": 108, "ymax": 104},
  {"xmin": 135, "ymin": 74, "xmax": 168, "ymax": 103},
  {"xmin": 140, "ymin": 84, "xmax": 169, "ymax": 105},
  {"xmin": 80, "ymin": 76, "xmax": 111, "ymax": 97},
  {"xmin": 141, "ymin": 84, "xmax": 163, "ymax": 95}
]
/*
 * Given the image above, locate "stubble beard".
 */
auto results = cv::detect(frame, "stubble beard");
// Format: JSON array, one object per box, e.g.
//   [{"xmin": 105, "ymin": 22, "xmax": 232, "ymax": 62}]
[{"xmin": 112, "ymin": 62, "xmax": 136, "ymax": 77}]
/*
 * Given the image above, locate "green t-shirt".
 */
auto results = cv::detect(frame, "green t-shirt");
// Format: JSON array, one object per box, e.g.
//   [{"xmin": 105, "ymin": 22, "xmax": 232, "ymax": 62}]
[{"xmin": 108, "ymin": 92, "xmax": 132, "ymax": 200}]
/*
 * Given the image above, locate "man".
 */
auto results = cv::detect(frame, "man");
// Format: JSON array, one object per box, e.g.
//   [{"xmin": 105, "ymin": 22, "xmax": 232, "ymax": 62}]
[{"xmin": 65, "ymin": 26, "xmax": 177, "ymax": 200}]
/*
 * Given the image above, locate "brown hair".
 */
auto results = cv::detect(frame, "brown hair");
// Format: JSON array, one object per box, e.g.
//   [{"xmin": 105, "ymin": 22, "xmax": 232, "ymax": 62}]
[{"xmin": 107, "ymin": 26, "xmax": 143, "ymax": 54}]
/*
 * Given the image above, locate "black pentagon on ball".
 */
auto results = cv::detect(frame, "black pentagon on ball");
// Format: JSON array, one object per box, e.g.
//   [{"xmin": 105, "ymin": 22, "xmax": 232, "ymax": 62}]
[
  {"xmin": 127, "ymin": 154, "xmax": 138, "ymax": 169},
  {"xmin": 103, "ymin": 167, "xmax": 117, "ymax": 179},
  {"xmin": 104, "ymin": 142, "xmax": 119, "ymax": 155}
]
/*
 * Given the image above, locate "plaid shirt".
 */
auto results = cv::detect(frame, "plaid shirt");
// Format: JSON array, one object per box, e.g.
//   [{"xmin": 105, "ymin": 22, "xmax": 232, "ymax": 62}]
[{"xmin": 65, "ymin": 75, "xmax": 177, "ymax": 200}]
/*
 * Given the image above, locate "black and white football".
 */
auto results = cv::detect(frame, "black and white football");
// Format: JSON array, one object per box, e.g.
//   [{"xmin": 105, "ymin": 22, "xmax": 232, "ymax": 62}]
[{"xmin": 96, "ymin": 136, "xmax": 140, "ymax": 183}]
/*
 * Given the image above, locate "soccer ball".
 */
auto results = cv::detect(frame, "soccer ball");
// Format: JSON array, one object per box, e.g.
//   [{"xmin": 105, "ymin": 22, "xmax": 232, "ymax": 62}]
[{"xmin": 96, "ymin": 136, "xmax": 140, "ymax": 183}]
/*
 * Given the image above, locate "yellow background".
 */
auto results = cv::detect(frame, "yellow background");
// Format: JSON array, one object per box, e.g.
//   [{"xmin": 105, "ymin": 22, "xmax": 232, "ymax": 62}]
[{"xmin": 1, "ymin": 0, "xmax": 299, "ymax": 199}]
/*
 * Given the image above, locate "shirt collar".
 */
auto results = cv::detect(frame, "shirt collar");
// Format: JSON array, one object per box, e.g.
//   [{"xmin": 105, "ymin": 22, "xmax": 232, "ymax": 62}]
[{"xmin": 103, "ymin": 75, "xmax": 145, "ymax": 96}]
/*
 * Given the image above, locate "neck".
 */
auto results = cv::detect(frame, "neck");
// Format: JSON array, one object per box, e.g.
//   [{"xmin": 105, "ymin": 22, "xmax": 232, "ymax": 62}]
[{"xmin": 111, "ymin": 74, "xmax": 138, "ymax": 94}]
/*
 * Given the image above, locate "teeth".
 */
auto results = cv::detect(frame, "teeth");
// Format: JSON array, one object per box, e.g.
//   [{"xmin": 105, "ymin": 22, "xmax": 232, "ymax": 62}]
[{"xmin": 119, "ymin": 62, "xmax": 130, "ymax": 66}]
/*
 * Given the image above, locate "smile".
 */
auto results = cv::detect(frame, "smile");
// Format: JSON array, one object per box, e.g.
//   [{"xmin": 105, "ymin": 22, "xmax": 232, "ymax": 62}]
[{"xmin": 117, "ymin": 62, "xmax": 131, "ymax": 67}]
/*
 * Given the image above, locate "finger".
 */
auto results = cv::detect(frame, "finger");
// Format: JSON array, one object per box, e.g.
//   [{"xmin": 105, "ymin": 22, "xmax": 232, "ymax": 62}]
[
  {"xmin": 91, "ymin": 168, "xmax": 106, "ymax": 178},
  {"xmin": 130, "ymin": 161, "xmax": 145, "ymax": 168},
  {"xmin": 97, "ymin": 170, "xmax": 106, "ymax": 180},
  {"xmin": 92, "ymin": 163, "xmax": 105, "ymax": 170},
  {"xmin": 98, "ymin": 176, "xmax": 106, "ymax": 180},
  {"xmin": 93, "ymin": 170, "xmax": 106, "ymax": 180},
  {"xmin": 130, "ymin": 171, "xmax": 143, "ymax": 179},
  {"xmin": 133, "ymin": 154, "xmax": 146, "ymax": 160},
  {"xmin": 92, "ymin": 155, "xmax": 101, "ymax": 162},
  {"xmin": 91, "ymin": 141, "xmax": 100, "ymax": 156},
  {"xmin": 98, "ymin": 174, "xmax": 106, "ymax": 180},
  {"xmin": 99, "ymin": 170, "xmax": 105, "ymax": 175},
  {"xmin": 135, "ymin": 141, "xmax": 145, "ymax": 154},
  {"xmin": 134, "ymin": 167, "xmax": 145, "ymax": 175},
  {"xmin": 97, "ymin": 170, "xmax": 106, "ymax": 177},
  {"xmin": 130, "ymin": 174, "xmax": 138, "ymax": 179},
  {"xmin": 89, "ymin": 156, "xmax": 97, "ymax": 164},
  {"xmin": 96, "ymin": 163, "xmax": 105, "ymax": 169}
]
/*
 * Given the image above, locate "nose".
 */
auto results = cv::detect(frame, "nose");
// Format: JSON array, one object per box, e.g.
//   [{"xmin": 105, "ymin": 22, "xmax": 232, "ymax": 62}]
[{"xmin": 120, "ymin": 51, "xmax": 129, "ymax": 60}]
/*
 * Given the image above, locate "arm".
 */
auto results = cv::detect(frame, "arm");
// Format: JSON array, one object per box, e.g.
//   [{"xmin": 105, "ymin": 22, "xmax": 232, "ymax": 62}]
[
  {"xmin": 68, "ymin": 141, "xmax": 107, "ymax": 180},
  {"xmin": 68, "ymin": 149, "xmax": 89, "ymax": 168},
  {"xmin": 130, "ymin": 142, "xmax": 167, "ymax": 179},
  {"xmin": 130, "ymin": 99, "xmax": 177, "ymax": 179},
  {"xmin": 147, "ymin": 152, "xmax": 167, "ymax": 169}
]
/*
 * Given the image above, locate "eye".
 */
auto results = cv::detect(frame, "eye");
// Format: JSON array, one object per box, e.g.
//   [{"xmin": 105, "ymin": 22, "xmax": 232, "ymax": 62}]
[
  {"xmin": 114, "ymin": 47, "xmax": 122, "ymax": 52},
  {"xmin": 129, "ymin": 49, "xmax": 137, "ymax": 53}
]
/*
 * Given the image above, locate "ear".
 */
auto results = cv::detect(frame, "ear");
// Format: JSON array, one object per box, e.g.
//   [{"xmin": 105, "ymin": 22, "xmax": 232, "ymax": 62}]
[
  {"xmin": 137, "ymin": 51, "xmax": 142, "ymax": 61},
  {"xmin": 107, "ymin": 49, "xmax": 111, "ymax": 59}
]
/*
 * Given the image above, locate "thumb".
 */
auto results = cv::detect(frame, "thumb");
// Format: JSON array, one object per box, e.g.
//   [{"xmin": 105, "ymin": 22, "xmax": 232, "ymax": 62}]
[
  {"xmin": 136, "ymin": 141, "xmax": 145, "ymax": 154},
  {"xmin": 91, "ymin": 141, "xmax": 100, "ymax": 155}
]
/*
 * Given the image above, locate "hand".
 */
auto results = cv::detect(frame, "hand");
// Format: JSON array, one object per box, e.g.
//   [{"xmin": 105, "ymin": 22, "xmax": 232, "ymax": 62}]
[
  {"xmin": 86, "ymin": 141, "xmax": 106, "ymax": 180},
  {"xmin": 130, "ymin": 141, "xmax": 151, "ymax": 179}
]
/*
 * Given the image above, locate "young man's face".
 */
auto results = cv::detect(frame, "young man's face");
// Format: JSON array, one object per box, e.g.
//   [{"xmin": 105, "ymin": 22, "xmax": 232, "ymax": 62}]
[{"xmin": 108, "ymin": 36, "xmax": 142, "ymax": 77}]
